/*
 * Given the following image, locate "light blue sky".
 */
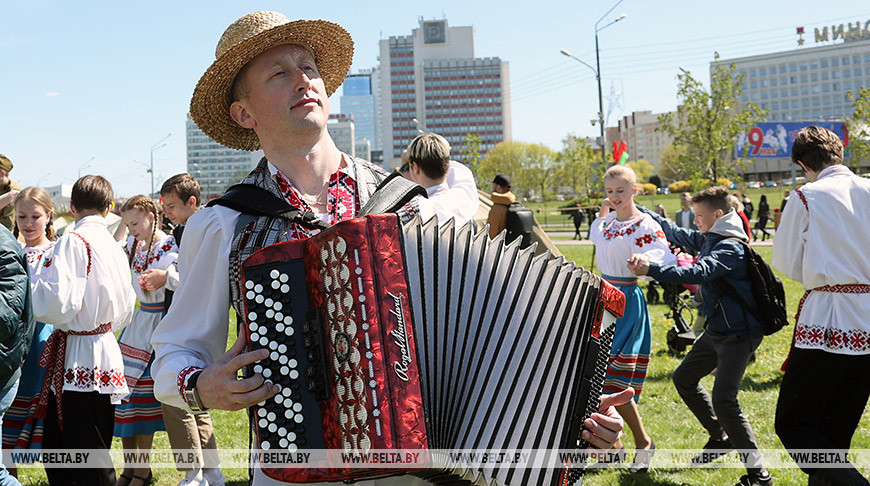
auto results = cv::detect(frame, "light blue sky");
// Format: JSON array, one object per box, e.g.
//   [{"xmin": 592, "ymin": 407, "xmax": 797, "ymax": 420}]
[{"xmin": 3, "ymin": 1, "xmax": 868, "ymax": 196}]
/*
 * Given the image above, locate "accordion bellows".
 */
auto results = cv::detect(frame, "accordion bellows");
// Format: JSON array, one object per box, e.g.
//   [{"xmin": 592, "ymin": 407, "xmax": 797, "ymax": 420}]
[{"xmin": 240, "ymin": 214, "xmax": 625, "ymax": 485}]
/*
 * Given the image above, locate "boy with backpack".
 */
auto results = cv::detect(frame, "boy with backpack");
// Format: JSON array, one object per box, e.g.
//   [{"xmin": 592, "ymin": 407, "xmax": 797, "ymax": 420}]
[{"xmin": 627, "ymin": 186, "xmax": 774, "ymax": 486}]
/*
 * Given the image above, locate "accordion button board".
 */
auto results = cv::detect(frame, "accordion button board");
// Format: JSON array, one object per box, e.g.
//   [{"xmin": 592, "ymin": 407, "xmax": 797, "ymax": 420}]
[{"xmin": 239, "ymin": 214, "xmax": 626, "ymax": 485}]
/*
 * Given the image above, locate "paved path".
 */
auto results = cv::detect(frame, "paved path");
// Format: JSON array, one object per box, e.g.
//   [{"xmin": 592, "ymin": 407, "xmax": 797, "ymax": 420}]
[{"xmin": 546, "ymin": 230, "xmax": 775, "ymax": 246}]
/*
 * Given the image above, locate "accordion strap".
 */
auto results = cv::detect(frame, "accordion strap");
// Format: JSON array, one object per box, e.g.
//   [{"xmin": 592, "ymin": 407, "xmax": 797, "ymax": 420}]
[
  {"xmin": 358, "ymin": 172, "xmax": 428, "ymax": 216},
  {"xmin": 206, "ymin": 183, "xmax": 331, "ymax": 231}
]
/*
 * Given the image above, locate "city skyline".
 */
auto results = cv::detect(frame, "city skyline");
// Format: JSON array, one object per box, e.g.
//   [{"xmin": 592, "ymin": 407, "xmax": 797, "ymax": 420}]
[{"xmin": 3, "ymin": 1, "xmax": 869, "ymax": 196}]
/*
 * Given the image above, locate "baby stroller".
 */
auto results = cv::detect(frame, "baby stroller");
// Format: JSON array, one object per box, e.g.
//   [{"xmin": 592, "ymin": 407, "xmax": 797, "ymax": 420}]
[{"xmin": 645, "ymin": 249, "xmax": 699, "ymax": 354}]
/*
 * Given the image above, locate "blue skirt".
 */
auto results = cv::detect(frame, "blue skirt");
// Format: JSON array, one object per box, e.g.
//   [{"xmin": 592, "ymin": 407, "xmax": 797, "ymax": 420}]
[
  {"xmin": 113, "ymin": 357, "xmax": 165, "ymax": 437},
  {"xmin": 601, "ymin": 276, "xmax": 652, "ymax": 403},
  {"xmin": 2, "ymin": 322, "xmax": 53, "ymax": 450}
]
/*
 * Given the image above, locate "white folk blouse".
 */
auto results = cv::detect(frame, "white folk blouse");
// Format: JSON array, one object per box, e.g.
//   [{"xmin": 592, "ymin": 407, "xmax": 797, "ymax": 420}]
[
  {"xmin": 30, "ymin": 215, "xmax": 136, "ymax": 399},
  {"xmin": 590, "ymin": 212, "xmax": 676, "ymax": 279},
  {"xmin": 773, "ymin": 165, "xmax": 870, "ymax": 355}
]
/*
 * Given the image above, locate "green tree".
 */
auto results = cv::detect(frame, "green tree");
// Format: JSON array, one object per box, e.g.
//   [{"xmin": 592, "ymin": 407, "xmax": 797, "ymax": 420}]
[
  {"xmin": 658, "ymin": 54, "xmax": 767, "ymax": 183},
  {"xmin": 658, "ymin": 142, "xmax": 690, "ymax": 181},
  {"xmin": 555, "ymin": 134, "xmax": 605, "ymax": 203},
  {"xmin": 459, "ymin": 132, "xmax": 483, "ymax": 173},
  {"xmin": 847, "ymin": 86, "xmax": 870, "ymax": 170},
  {"xmin": 627, "ymin": 159, "xmax": 655, "ymax": 183},
  {"xmin": 477, "ymin": 141, "xmax": 557, "ymax": 199}
]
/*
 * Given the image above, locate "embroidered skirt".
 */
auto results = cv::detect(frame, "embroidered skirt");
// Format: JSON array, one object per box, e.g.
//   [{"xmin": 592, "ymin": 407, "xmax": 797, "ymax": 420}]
[
  {"xmin": 113, "ymin": 356, "xmax": 165, "ymax": 437},
  {"xmin": 601, "ymin": 277, "xmax": 651, "ymax": 403},
  {"xmin": 2, "ymin": 321, "xmax": 53, "ymax": 450}
]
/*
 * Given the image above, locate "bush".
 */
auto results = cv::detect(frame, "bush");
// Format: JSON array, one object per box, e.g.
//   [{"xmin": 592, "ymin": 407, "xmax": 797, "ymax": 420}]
[
  {"xmin": 640, "ymin": 183, "xmax": 657, "ymax": 195},
  {"xmin": 668, "ymin": 180, "xmax": 692, "ymax": 193},
  {"xmin": 716, "ymin": 177, "xmax": 732, "ymax": 188}
]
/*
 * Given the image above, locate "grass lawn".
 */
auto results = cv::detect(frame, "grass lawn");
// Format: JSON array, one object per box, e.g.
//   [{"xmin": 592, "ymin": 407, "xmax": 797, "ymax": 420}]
[{"xmin": 16, "ymin": 244, "xmax": 869, "ymax": 485}]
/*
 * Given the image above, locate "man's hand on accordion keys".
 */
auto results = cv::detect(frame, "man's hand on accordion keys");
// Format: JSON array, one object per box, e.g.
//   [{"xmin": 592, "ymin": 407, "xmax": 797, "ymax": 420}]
[
  {"xmin": 196, "ymin": 333, "xmax": 279, "ymax": 411},
  {"xmin": 582, "ymin": 388, "xmax": 634, "ymax": 450}
]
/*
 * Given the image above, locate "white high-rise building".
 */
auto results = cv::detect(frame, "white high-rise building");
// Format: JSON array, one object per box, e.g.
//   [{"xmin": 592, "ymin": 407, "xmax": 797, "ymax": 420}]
[{"xmin": 185, "ymin": 116, "xmax": 263, "ymax": 200}]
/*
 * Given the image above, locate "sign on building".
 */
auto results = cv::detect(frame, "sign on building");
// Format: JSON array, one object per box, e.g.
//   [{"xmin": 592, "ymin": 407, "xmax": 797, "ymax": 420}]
[{"xmin": 736, "ymin": 122, "xmax": 850, "ymax": 158}]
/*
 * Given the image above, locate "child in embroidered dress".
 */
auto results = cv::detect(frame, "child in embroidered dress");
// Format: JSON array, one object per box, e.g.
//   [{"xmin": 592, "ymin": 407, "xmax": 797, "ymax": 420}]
[
  {"xmin": 30, "ymin": 176, "xmax": 136, "ymax": 486},
  {"xmin": 590, "ymin": 165, "xmax": 675, "ymax": 472},
  {"xmin": 2, "ymin": 188, "xmax": 56, "ymax": 474},
  {"xmin": 113, "ymin": 195, "xmax": 177, "ymax": 486}
]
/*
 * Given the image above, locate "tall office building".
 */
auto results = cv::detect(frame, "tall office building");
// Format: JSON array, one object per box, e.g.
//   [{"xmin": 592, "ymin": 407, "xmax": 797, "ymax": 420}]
[
  {"xmin": 185, "ymin": 116, "xmax": 263, "ymax": 200},
  {"xmin": 326, "ymin": 114, "xmax": 355, "ymax": 157},
  {"xmin": 378, "ymin": 18, "xmax": 511, "ymax": 168},
  {"xmin": 340, "ymin": 71, "xmax": 379, "ymax": 153},
  {"xmin": 714, "ymin": 23, "xmax": 870, "ymax": 178}
]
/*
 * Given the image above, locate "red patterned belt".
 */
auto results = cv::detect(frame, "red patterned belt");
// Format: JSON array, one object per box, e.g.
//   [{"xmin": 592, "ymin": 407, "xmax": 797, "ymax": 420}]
[
  {"xmin": 782, "ymin": 284, "xmax": 870, "ymax": 371},
  {"xmin": 35, "ymin": 323, "xmax": 113, "ymax": 430}
]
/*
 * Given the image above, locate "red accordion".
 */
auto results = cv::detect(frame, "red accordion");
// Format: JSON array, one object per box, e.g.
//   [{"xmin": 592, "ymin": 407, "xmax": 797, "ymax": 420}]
[{"xmin": 240, "ymin": 214, "xmax": 625, "ymax": 485}]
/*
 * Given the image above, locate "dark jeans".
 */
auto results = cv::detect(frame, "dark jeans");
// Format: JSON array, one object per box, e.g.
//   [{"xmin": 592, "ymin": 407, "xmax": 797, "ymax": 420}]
[
  {"xmin": 776, "ymin": 347, "xmax": 870, "ymax": 486},
  {"xmin": 43, "ymin": 391, "xmax": 117, "ymax": 486},
  {"xmin": 673, "ymin": 330, "xmax": 765, "ymax": 472}
]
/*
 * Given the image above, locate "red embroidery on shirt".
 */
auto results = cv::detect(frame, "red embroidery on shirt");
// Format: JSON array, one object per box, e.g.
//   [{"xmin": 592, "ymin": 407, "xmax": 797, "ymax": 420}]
[{"xmin": 273, "ymin": 167, "xmax": 359, "ymax": 240}]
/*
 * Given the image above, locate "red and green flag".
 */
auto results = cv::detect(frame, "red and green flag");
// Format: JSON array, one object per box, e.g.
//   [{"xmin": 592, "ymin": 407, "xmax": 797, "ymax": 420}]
[{"xmin": 612, "ymin": 140, "xmax": 629, "ymax": 166}]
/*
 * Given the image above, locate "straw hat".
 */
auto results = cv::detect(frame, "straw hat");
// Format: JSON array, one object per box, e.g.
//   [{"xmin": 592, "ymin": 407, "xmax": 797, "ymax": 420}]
[{"xmin": 190, "ymin": 11, "xmax": 354, "ymax": 151}]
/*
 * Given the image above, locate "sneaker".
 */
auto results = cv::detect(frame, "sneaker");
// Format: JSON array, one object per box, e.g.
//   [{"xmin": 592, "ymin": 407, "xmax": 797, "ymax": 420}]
[
  {"xmin": 735, "ymin": 471, "xmax": 773, "ymax": 486},
  {"xmin": 178, "ymin": 469, "xmax": 204, "ymax": 486},
  {"xmin": 629, "ymin": 440, "xmax": 656, "ymax": 473},
  {"xmin": 691, "ymin": 436, "xmax": 734, "ymax": 465},
  {"xmin": 202, "ymin": 468, "xmax": 226, "ymax": 486}
]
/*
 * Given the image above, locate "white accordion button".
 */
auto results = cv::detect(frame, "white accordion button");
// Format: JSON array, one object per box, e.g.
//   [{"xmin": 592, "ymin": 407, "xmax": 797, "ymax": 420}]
[
  {"xmin": 289, "ymin": 370, "xmax": 299, "ymax": 380},
  {"xmin": 283, "ymin": 316, "xmax": 293, "ymax": 326},
  {"xmin": 271, "ymin": 280, "xmax": 280, "ymax": 290},
  {"xmin": 274, "ymin": 312, "xmax": 284, "ymax": 321},
  {"xmin": 288, "ymin": 359, "xmax": 297, "ymax": 369},
  {"xmin": 247, "ymin": 312, "xmax": 257, "ymax": 321},
  {"xmin": 279, "ymin": 438, "xmax": 288, "ymax": 448},
  {"xmin": 245, "ymin": 280, "xmax": 254, "ymax": 290},
  {"xmin": 255, "ymin": 295, "xmax": 264, "ymax": 304},
  {"xmin": 270, "ymin": 351, "xmax": 279, "ymax": 361},
  {"xmin": 273, "ymin": 301, "xmax": 283, "ymax": 311},
  {"xmin": 250, "ymin": 332, "xmax": 260, "ymax": 342},
  {"xmin": 275, "ymin": 323, "xmax": 285, "ymax": 333},
  {"xmin": 278, "ymin": 355, "xmax": 288, "ymax": 365},
  {"xmin": 261, "ymin": 441, "xmax": 270, "ymax": 450},
  {"xmin": 264, "ymin": 298, "xmax": 274, "ymax": 308},
  {"xmin": 253, "ymin": 364, "xmax": 262, "ymax": 374},
  {"xmin": 294, "ymin": 415, "xmax": 303, "ymax": 424},
  {"xmin": 270, "ymin": 269, "xmax": 280, "ymax": 279},
  {"xmin": 288, "ymin": 443, "xmax": 298, "ymax": 452},
  {"xmin": 285, "ymin": 409, "xmax": 294, "ymax": 419},
  {"xmin": 259, "ymin": 326, "xmax": 268, "ymax": 335},
  {"xmin": 258, "ymin": 408, "xmax": 267, "ymax": 417},
  {"xmin": 279, "ymin": 273, "xmax": 289, "ymax": 283},
  {"xmin": 269, "ymin": 341, "xmax": 278, "ymax": 351},
  {"xmin": 293, "ymin": 402, "xmax": 302, "ymax": 413},
  {"xmin": 265, "ymin": 309, "xmax": 275, "ymax": 319},
  {"xmin": 278, "ymin": 427, "xmax": 287, "ymax": 436},
  {"xmin": 282, "ymin": 388, "xmax": 292, "ymax": 397},
  {"xmin": 246, "ymin": 291, "xmax": 255, "ymax": 300},
  {"xmin": 280, "ymin": 366, "xmax": 289, "ymax": 375},
  {"xmin": 285, "ymin": 326, "xmax": 294, "ymax": 337},
  {"xmin": 248, "ymin": 322, "xmax": 257, "ymax": 332},
  {"xmin": 262, "ymin": 368, "xmax": 272, "ymax": 378},
  {"xmin": 287, "ymin": 432, "xmax": 297, "ymax": 442},
  {"xmin": 280, "ymin": 284, "xmax": 290, "ymax": 294},
  {"xmin": 274, "ymin": 394, "xmax": 283, "ymax": 404},
  {"xmin": 258, "ymin": 418, "xmax": 268, "ymax": 428},
  {"xmin": 268, "ymin": 423, "xmax": 277, "ymax": 433},
  {"xmin": 259, "ymin": 336, "xmax": 269, "ymax": 346},
  {"xmin": 254, "ymin": 284, "xmax": 263, "ymax": 293},
  {"xmin": 277, "ymin": 344, "xmax": 287, "ymax": 354},
  {"xmin": 267, "ymin": 412, "xmax": 276, "ymax": 421}
]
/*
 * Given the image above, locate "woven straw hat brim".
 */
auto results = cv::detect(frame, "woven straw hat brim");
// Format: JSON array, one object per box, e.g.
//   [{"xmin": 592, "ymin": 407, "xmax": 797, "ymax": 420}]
[{"xmin": 190, "ymin": 19, "xmax": 353, "ymax": 152}]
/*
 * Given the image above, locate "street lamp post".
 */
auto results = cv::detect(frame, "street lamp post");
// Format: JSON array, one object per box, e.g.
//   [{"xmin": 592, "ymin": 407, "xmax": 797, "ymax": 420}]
[
  {"xmin": 561, "ymin": 1, "xmax": 626, "ymax": 166},
  {"xmin": 150, "ymin": 133, "xmax": 172, "ymax": 197},
  {"xmin": 78, "ymin": 156, "xmax": 95, "ymax": 178}
]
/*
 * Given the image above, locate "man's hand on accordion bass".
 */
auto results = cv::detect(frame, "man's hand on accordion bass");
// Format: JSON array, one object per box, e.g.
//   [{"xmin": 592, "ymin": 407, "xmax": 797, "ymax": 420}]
[
  {"xmin": 196, "ymin": 333, "xmax": 279, "ymax": 411},
  {"xmin": 582, "ymin": 388, "xmax": 634, "ymax": 450}
]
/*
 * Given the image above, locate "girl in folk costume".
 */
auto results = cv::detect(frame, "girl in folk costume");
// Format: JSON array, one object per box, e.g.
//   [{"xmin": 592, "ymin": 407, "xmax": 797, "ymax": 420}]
[
  {"xmin": 2, "ymin": 188, "xmax": 55, "ymax": 461},
  {"xmin": 590, "ymin": 165, "xmax": 676, "ymax": 472},
  {"xmin": 115, "ymin": 195, "xmax": 177, "ymax": 486}
]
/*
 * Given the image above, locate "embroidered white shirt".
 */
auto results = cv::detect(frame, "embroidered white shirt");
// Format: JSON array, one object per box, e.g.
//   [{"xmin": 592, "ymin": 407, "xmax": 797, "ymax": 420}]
[
  {"xmin": 773, "ymin": 165, "xmax": 870, "ymax": 355},
  {"xmin": 591, "ymin": 213, "xmax": 676, "ymax": 279},
  {"xmin": 30, "ymin": 215, "xmax": 135, "ymax": 398}
]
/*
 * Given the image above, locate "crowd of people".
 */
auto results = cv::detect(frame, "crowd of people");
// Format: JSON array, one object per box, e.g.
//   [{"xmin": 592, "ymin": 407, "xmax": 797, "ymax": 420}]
[{"xmin": 0, "ymin": 9, "xmax": 867, "ymax": 486}]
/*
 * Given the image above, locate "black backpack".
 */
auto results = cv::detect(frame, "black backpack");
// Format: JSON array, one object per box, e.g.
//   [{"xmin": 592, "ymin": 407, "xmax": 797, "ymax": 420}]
[
  {"xmin": 715, "ymin": 238, "xmax": 789, "ymax": 335},
  {"xmin": 504, "ymin": 202, "xmax": 534, "ymax": 249}
]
